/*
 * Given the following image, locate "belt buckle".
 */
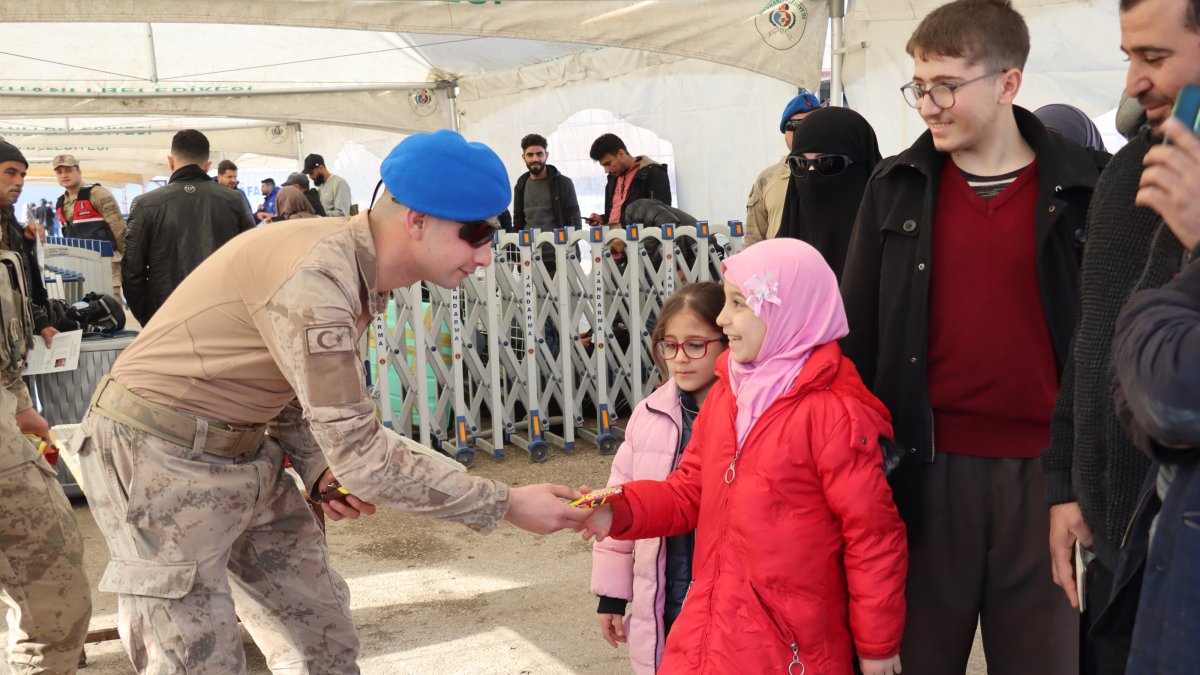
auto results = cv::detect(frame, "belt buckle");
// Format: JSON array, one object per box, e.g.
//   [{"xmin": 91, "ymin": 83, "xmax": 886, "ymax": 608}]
[{"xmin": 226, "ymin": 424, "xmax": 265, "ymax": 458}]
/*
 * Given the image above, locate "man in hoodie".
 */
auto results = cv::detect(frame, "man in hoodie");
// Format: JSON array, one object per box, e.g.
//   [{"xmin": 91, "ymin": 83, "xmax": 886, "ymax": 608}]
[{"xmin": 587, "ymin": 134, "xmax": 671, "ymax": 263}]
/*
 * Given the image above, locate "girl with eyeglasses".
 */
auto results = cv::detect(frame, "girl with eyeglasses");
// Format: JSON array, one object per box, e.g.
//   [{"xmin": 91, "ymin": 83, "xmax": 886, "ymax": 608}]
[
  {"xmin": 776, "ymin": 106, "xmax": 882, "ymax": 280},
  {"xmin": 590, "ymin": 281, "xmax": 727, "ymax": 675},
  {"xmin": 581, "ymin": 240, "xmax": 907, "ymax": 675}
]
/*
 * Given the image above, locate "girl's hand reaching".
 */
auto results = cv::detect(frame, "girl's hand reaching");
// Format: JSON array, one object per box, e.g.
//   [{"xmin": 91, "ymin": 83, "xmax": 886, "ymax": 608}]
[
  {"xmin": 860, "ymin": 655, "xmax": 902, "ymax": 675},
  {"xmin": 576, "ymin": 485, "xmax": 614, "ymax": 542}
]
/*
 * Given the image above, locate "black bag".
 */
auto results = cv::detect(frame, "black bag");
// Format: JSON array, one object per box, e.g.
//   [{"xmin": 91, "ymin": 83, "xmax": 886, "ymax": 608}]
[{"xmin": 47, "ymin": 292, "xmax": 125, "ymax": 334}]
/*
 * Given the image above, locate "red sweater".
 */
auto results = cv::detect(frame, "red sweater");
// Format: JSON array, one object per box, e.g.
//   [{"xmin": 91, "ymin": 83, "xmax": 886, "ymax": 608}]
[{"xmin": 926, "ymin": 160, "xmax": 1059, "ymax": 458}]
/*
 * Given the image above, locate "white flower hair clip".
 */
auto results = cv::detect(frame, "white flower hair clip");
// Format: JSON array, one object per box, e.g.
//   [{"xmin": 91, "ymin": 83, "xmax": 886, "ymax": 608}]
[{"xmin": 741, "ymin": 273, "xmax": 781, "ymax": 317}]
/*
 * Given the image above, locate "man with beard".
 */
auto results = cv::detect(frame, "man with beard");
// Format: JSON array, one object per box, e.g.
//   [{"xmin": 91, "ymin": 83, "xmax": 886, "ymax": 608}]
[
  {"xmin": 512, "ymin": 133, "xmax": 581, "ymax": 280},
  {"xmin": 512, "ymin": 133, "xmax": 581, "ymax": 233},
  {"xmin": 304, "ymin": 153, "xmax": 352, "ymax": 217},
  {"xmin": 1042, "ymin": 0, "xmax": 1200, "ymax": 671},
  {"xmin": 0, "ymin": 139, "xmax": 92, "ymax": 674}
]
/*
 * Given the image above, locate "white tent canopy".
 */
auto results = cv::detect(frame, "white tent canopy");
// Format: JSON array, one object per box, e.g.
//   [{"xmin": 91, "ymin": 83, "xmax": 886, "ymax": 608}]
[{"xmin": 0, "ymin": 0, "xmax": 1128, "ymax": 222}]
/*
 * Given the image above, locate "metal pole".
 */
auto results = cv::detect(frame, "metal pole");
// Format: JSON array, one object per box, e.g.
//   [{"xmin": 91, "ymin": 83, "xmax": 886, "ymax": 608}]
[
  {"xmin": 445, "ymin": 80, "xmax": 460, "ymax": 132},
  {"xmin": 830, "ymin": 0, "xmax": 845, "ymax": 108}
]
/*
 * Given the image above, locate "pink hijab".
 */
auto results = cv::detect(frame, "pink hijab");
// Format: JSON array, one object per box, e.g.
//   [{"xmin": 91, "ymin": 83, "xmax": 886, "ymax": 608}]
[{"xmin": 721, "ymin": 238, "xmax": 849, "ymax": 447}]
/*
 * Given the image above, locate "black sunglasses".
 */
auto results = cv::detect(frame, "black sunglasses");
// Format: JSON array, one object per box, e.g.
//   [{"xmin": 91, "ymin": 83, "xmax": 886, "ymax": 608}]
[
  {"xmin": 369, "ymin": 179, "xmax": 497, "ymax": 248},
  {"xmin": 787, "ymin": 153, "xmax": 855, "ymax": 178}
]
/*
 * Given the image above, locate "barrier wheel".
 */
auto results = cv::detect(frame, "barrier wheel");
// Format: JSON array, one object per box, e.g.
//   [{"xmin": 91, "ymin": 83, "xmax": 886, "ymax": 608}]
[
  {"xmin": 598, "ymin": 436, "xmax": 619, "ymax": 455},
  {"xmin": 454, "ymin": 448, "xmax": 476, "ymax": 469},
  {"xmin": 528, "ymin": 441, "xmax": 550, "ymax": 463}
]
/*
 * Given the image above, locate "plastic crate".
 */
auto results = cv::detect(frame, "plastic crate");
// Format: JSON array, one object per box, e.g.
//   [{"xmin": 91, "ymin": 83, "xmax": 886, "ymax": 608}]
[{"xmin": 28, "ymin": 333, "xmax": 137, "ymax": 498}]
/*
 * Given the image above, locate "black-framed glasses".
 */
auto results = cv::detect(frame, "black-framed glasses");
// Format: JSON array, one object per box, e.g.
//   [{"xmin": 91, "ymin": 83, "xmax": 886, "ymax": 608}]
[
  {"xmin": 900, "ymin": 69, "xmax": 1006, "ymax": 110},
  {"xmin": 654, "ymin": 337, "xmax": 726, "ymax": 360},
  {"xmin": 787, "ymin": 154, "xmax": 855, "ymax": 178}
]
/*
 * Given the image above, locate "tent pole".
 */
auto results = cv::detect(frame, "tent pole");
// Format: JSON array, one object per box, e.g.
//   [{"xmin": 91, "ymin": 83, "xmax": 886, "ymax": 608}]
[
  {"xmin": 445, "ymin": 80, "xmax": 460, "ymax": 132},
  {"xmin": 829, "ymin": 0, "xmax": 845, "ymax": 107}
]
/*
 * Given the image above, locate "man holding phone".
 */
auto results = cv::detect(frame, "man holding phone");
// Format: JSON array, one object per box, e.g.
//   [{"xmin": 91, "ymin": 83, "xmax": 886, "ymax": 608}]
[{"xmin": 1041, "ymin": 0, "xmax": 1200, "ymax": 671}]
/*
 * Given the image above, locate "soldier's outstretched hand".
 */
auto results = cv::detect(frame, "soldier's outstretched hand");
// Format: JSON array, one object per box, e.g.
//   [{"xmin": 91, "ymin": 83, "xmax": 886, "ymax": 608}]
[
  {"xmin": 315, "ymin": 468, "xmax": 378, "ymax": 521},
  {"xmin": 503, "ymin": 483, "xmax": 588, "ymax": 534}
]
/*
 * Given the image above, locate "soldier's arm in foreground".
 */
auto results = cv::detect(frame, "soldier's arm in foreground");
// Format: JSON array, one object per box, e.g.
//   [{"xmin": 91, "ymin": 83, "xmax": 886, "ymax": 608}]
[{"xmin": 257, "ymin": 266, "xmax": 587, "ymax": 534}]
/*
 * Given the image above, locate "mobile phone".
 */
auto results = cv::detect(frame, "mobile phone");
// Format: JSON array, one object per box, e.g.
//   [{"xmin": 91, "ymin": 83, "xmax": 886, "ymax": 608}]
[
  {"xmin": 569, "ymin": 485, "xmax": 624, "ymax": 508},
  {"xmin": 1169, "ymin": 84, "xmax": 1200, "ymax": 138}
]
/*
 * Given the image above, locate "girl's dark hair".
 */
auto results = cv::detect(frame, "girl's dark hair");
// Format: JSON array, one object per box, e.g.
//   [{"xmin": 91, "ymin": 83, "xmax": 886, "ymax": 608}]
[{"xmin": 650, "ymin": 282, "xmax": 726, "ymax": 377}]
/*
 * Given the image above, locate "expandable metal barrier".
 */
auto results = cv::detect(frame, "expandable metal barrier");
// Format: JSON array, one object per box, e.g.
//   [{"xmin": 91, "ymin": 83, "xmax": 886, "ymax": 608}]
[{"xmin": 369, "ymin": 221, "xmax": 744, "ymax": 466}]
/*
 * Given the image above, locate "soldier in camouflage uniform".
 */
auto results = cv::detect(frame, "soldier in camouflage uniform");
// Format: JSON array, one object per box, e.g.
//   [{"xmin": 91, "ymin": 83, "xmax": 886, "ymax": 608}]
[
  {"xmin": 0, "ymin": 140, "xmax": 92, "ymax": 674},
  {"xmin": 67, "ymin": 129, "xmax": 590, "ymax": 674}
]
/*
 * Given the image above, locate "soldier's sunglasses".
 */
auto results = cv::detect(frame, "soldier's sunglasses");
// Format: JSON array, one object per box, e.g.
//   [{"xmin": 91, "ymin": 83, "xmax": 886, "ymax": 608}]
[{"xmin": 369, "ymin": 179, "xmax": 498, "ymax": 248}]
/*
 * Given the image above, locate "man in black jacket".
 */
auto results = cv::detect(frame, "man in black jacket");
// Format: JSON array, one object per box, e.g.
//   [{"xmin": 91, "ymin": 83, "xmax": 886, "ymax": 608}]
[
  {"xmin": 122, "ymin": 129, "xmax": 255, "ymax": 326},
  {"xmin": 840, "ymin": 1, "xmax": 1104, "ymax": 671},
  {"xmin": 1041, "ymin": 0, "xmax": 1200, "ymax": 671},
  {"xmin": 1110, "ymin": 178, "xmax": 1200, "ymax": 672},
  {"xmin": 586, "ymin": 133, "xmax": 671, "ymax": 264},
  {"xmin": 513, "ymin": 133, "xmax": 581, "ymax": 232}
]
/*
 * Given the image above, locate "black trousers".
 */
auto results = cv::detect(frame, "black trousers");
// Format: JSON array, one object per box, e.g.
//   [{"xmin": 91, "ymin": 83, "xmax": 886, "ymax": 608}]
[{"xmin": 900, "ymin": 453, "xmax": 1079, "ymax": 675}]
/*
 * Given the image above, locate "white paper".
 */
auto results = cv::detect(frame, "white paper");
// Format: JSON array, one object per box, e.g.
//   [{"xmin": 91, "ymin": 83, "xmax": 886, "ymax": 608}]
[{"xmin": 23, "ymin": 330, "xmax": 83, "ymax": 375}]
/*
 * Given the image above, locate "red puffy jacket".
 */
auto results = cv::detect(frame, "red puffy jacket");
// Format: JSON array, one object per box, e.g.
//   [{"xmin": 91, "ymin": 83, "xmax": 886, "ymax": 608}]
[{"xmin": 609, "ymin": 343, "xmax": 907, "ymax": 674}]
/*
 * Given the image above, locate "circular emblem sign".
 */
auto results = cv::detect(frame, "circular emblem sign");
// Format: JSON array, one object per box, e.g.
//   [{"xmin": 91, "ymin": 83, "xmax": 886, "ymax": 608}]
[
  {"xmin": 755, "ymin": 0, "xmax": 809, "ymax": 51},
  {"xmin": 409, "ymin": 88, "xmax": 438, "ymax": 117}
]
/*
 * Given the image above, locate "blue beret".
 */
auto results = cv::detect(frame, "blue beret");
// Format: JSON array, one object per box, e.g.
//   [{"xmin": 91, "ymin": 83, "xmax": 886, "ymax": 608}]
[
  {"xmin": 779, "ymin": 93, "xmax": 821, "ymax": 133},
  {"xmin": 381, "ymin": 129, "xmax": 511, "ymax": 221}
]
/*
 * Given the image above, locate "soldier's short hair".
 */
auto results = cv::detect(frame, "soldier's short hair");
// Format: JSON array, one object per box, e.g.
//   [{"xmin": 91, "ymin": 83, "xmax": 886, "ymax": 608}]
[{"xmin": 217, "ymin": 159, "xmax": 238, "ymax": 175}]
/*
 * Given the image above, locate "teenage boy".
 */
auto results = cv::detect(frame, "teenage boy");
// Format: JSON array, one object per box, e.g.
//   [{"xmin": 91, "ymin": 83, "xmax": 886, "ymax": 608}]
[{"xmin": 840, "ymin": 1, "xmax": 1107, "ymax": 672}]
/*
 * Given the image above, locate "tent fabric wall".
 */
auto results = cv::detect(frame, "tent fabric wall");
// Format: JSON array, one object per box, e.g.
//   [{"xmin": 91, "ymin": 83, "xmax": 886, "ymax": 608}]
[
  {"xmin": 461, "ymin": 47, "xmax": 800, "ymax": 223},
  {"xmin": 8, "ymin": 1, "xmax": 831, "ymax": 88}
]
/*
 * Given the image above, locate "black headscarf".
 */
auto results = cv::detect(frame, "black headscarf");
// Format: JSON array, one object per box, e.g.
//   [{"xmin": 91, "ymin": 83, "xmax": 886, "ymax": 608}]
[{"xmin": 775, "ymin": 106, "xmax": 881, "ymax": 279}]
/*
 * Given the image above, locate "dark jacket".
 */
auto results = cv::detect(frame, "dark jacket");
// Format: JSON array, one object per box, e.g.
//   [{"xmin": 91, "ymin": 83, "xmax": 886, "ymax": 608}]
[
  {"xmin": 1111, "ymin": 255, "xmax": 1200, "ymax": 674},
  {"xmin": 1042, "ymin": 127, "xmax": 1188, "ymax": 571},
  {"xmin": 122, "ymin": 164, "xmax": 255, "ymax": 326},
  {"xmin": 602, "ymin": 156, "xmax": 671, "ymax": 224},
  {"xmin": 840, "ymin": 106, "xmax": 1108, "ymax": 532},
  {"xmin": 304, "ymin": 188, "xmax": 326, "ymax": 217},
  {"xmin": 1, "ymin": 207, "xmax": 51, "ymax": 333},
  {"xmin": 512, "ymin": 165, "xmax": 581, "ymax": 230}
]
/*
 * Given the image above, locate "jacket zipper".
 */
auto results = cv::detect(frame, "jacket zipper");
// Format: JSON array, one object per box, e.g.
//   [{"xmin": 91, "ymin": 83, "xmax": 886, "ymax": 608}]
[
  {"xmin": 749, "ymin": 582, "xmax": 806, "ymax": 674},
  {"xmin": 927, "ymin": 402, "xmax": 937, "ymax": 461}
]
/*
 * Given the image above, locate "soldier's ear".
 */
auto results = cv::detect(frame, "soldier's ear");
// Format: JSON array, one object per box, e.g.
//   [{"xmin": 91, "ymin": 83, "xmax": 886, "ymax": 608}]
[{"xmin": 406, "ymin": 210, "xmax": 427, "ymax": 241}]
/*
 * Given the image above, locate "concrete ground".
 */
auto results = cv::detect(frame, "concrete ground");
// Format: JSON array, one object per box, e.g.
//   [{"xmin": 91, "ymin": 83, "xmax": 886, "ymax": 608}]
[{"xmin": 3, "ymin": 444, "xmax": 988, "ymax": 674}]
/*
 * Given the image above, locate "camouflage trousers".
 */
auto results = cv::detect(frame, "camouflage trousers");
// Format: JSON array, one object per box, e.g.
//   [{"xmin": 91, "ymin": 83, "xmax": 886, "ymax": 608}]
[
  {"xmin": 70, "ymin": 410, "xmax": 359, "ymax": 674},
  {"xmin": 0, "ymin": 387, "xmax": 92, "ymax": 675}
]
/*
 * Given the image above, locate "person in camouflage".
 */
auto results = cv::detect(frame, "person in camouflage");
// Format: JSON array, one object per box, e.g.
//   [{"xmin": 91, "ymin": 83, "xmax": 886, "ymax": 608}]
[
  {"xmin": 0, "ymin": 140, "xmax": 92, "ymax": 674},
  {"xmin": 67, "ymin": 129, "xmax": 589, "ymax": 674}
]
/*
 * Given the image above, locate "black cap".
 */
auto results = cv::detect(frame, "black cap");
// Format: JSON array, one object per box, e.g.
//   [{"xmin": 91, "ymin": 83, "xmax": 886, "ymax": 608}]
[
  {"xmin": 302, "ymin": 153, "xmax": 324, "ymax": 174},
  {"xmin": 0, "ymin": 139, "xmax": 28, "ymax": 168},
  {"xmin": 282, "ymin": 172, "xmax": 310, "ymax": 189}
]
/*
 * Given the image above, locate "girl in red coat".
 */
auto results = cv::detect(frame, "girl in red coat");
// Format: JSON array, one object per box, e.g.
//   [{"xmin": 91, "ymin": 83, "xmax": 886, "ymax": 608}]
[{"xmin": 583, "ymin": 239, "xmax": 907, "ymax": 674}]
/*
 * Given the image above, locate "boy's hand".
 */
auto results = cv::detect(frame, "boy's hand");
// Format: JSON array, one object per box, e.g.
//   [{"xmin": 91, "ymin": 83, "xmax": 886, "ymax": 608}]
[
  {"xmin": 578, "ymin": 484, "xmax": 615, "ymax": 542},
  {"xmin": 597, "ymin": 613, "xmax": 626, "ymax": 648},
  {"xmin": 860, "ymin": 655, "xmax": 902, "ymax": 675}
]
